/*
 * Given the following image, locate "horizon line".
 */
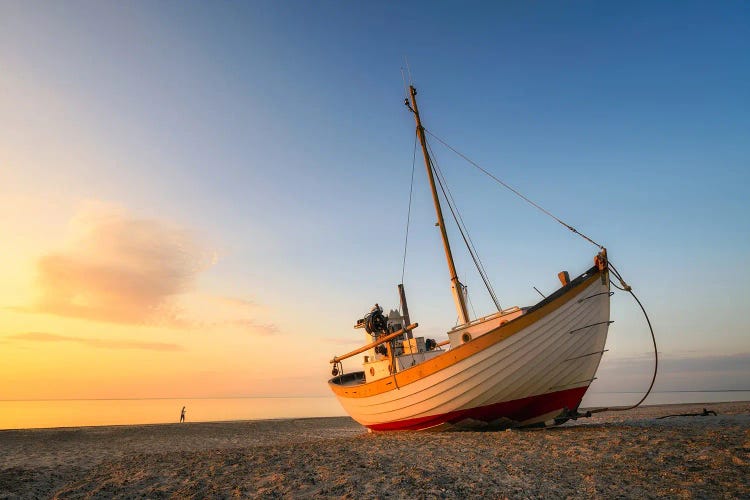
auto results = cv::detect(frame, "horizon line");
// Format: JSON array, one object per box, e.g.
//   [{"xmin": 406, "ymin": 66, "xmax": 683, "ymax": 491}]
[{"xmin": 3, "ymin": 389, "xmax": 750, "ymax": 403}]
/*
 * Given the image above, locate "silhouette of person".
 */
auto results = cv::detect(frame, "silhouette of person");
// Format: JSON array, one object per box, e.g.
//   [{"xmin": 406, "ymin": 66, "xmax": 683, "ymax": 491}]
[{"xmin": 180, "ymin": 406, "xmax": 186, "ymax": 423}]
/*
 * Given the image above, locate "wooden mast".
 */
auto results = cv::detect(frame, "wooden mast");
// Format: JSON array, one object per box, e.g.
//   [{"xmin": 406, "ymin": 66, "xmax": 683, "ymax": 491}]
[{"xmin": 408, "ymin": 85, "xmax": 470, "ymax": 325}]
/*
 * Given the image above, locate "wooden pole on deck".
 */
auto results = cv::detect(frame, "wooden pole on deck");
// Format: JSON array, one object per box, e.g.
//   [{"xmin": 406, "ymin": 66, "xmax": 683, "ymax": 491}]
[{"xmin": 330, "ymin": 323, "xmax": 419, "ymax": 364}]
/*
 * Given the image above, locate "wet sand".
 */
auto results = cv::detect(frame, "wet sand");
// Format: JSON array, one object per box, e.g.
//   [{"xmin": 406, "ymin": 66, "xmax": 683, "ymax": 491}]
[{"xmin": 1, "ymin": 402, "xmax": 748, "ymax": 498}]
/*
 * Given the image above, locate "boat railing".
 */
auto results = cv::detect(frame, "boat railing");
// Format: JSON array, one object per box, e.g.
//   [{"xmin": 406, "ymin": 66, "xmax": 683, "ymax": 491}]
[
  {"xmin": 449, "ymin": 306, "xmax": 522, "ymax": 332},
  {"xmin": 329, "ymin": 323, "xmax": 419, "ymax": 364}
]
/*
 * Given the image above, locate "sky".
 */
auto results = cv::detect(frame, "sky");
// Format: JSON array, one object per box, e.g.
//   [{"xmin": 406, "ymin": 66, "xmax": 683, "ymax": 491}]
[{"xmin": 1, "ymin": 1, "xmax": 748, "ymax": 401}]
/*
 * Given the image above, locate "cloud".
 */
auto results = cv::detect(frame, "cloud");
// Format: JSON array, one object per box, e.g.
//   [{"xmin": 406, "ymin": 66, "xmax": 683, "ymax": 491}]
[
  {"xmin": 25, "ymin": 201, "xmax": 212, "ymax": 325},
  {"xmin": 228, "ymin": 319, "xmax": 279, "ymax": 336},
  {"xmin": 214, "ymin": 296, "xmax": 264, "ymax": 311},
  {"xmin": 9, "ymin": 332, "xmax": 184, "ymax": 351},
  {"xmin": 173, "ymin": 293, "xmax": 280, "ymax": 335},
  {"xmin": 322, "ymin": 337, "xmax": 363, "ymax": 346},
  {"xmin": 248, "ymin": 323, "xmax": 278, "ymax": 336},
  {"xmin": 12, "ymin": 201, "xmax": 281, "ymax": 335}
]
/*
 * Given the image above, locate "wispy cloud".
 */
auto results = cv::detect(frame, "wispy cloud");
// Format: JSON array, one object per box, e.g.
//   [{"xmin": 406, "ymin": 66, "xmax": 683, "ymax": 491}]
[
  {"xmin": 322, "ymin": 337, "xmax": 362, "ymax": 346},
  {"xmin": 204, "ymin": 295, "xmax": 279, "ymax": 335},
  {"xmin": 9, "ymin": 332, "xmax": 184, "ymax": 351},
  {"xmin": 214, "ymin": 296, "xmax": 264, "ymax": 311},
  {"xmin": 228, "ymin": 319, "xmax": 279, "ymax": 336},
  {"xmin": 10, "ymin": 201, "xmax": 281, "ymax": 335},
  {"xmin": 19, "ymin": 201, "xmax": 212, "ymax": 326},
  {"xmin": 173, "ymin": 293, "xmax": 281, "ymax": 335}
]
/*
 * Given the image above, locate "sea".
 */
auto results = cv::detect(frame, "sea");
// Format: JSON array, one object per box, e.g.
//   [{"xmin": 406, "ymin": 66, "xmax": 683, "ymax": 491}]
[{"xmin": 1, "ymin": 391, "xmax": 748, "ymax": 431}]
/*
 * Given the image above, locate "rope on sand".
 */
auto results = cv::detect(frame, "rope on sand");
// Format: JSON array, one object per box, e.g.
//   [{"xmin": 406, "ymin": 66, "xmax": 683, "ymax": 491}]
[{"xmin": 657, "ymin": 408, "xmax": 718, "ymax": 420}]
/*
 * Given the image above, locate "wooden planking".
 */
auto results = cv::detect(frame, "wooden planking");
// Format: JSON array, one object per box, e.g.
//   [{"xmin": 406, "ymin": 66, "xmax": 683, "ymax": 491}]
[
  {"xmin": 330, "ymin": 270, "xmax": 603, "ymax": 399},
  {"xmin": 333, "ymin": 277, "xmax": 611, "ymax": 426}
]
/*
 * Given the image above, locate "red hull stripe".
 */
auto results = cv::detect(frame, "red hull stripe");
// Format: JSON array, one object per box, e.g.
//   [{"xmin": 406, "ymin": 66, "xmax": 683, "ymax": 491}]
[{"xmin": 366, "ymin": 386, "xmax": 589, "ymax": 431}]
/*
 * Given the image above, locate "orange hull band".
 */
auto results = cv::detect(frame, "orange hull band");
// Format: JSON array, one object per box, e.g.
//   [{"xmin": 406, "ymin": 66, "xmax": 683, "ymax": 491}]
[{"xmin": 330, "ymin": 270, "xmax": 602, "ymax": 399}]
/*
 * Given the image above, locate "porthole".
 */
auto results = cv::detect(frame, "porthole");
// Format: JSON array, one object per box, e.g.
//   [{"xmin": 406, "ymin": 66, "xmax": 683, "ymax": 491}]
[
  {"xmin": 369, "ymin": 367, "xmax": 375, "ymax": 376},
  {"xmin": 462, "ymin": 332, "xmax": 472, "ymax": 343}
]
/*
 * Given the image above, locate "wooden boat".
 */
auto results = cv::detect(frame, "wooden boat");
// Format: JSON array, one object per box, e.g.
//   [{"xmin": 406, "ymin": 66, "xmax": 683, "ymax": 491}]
[{"xmin": 328, "ymin": 86, "xmax": 612, "ymax": 431}]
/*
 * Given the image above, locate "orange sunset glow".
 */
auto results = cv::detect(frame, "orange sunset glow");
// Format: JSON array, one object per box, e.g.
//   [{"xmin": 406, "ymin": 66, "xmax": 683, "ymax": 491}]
[
  {"xmin": 2, "ymin": 3, "xmax": 749, "ymax": 497},
  {"xmin": 0, "ymin": 199, "xmax": 329, "ymax": 403},
  {"xmin": 2, "ymin": 1, "xmax": 748, "ymax": 426}
]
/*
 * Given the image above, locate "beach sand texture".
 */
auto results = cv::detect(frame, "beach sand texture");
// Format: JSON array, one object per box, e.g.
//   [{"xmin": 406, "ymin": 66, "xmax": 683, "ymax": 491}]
[{"xmin": 1, "ymin": 402, "xmax": 748, "ymax": 498}]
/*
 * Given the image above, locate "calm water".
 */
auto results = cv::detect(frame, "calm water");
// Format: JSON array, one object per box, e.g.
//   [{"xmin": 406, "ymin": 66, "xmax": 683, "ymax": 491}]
[
  {"xmin": 580, "ymin": 390, "xmax": 750, "ymax": 409},
  {"xmin": 0, "ymin": 397, "xmax": 346, "ymax": 430},
  {"xmin": 1, "ymin": 392, "xmax": 748, "ymax": 430}
]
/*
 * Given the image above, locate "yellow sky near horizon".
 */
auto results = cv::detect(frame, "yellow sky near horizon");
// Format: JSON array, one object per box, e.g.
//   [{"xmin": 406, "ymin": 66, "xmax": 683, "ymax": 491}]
[
  {"xmin": 0, "ymin": 72, "xmax": 357, "ymax": 401},
  {"xmin": 3, "ymin": 1, "xmax": 750, "ymax": 413},
  {"xmin": 0, "ymin": 198, "xmax": 345, "ymax": 400}
]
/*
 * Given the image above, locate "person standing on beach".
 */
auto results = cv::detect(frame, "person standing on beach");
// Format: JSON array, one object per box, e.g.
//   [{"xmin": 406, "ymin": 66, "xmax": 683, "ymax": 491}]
[{"xmin": 180, "ymin": 406, "xmax": 186, "ymax": 423}]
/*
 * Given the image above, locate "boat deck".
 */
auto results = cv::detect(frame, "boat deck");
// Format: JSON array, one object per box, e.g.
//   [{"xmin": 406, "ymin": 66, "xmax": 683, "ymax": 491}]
[{"xmin": 330, "ymin": 371, "xmax": 365, "ymax": 387}]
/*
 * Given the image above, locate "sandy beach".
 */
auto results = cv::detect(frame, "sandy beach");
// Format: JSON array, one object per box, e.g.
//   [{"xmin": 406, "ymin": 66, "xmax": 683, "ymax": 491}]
[{"xmin": 1, "ymin": 402, "xmax": 748, "ymax": 498}]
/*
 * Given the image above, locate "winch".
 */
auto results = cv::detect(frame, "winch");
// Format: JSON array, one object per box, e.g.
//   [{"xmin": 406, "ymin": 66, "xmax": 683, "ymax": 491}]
[{"xmin": 355, "ymin": 303, "xmax": 388, "ymax": 336}]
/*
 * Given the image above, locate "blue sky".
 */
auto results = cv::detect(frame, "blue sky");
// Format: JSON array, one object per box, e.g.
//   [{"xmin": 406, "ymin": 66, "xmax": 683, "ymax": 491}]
[{"xmin": 1, "ymin": 1, "xmax": 748, "ymax": 398}]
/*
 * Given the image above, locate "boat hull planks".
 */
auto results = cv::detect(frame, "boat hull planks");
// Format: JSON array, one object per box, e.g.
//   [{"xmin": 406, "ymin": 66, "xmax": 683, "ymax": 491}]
[
  {"xmin": 367, "ymin": 386, "xmax": 589, "ymax": 431},
  {"xmin": 329, "ymin": 267, "xmax": 610, "ymax": 431}
]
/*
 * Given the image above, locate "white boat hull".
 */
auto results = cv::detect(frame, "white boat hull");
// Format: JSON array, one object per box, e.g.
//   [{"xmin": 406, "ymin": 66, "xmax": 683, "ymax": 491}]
[{"xmin": 329, "ymin": 267, "xmax": 610, "ymax": 431}]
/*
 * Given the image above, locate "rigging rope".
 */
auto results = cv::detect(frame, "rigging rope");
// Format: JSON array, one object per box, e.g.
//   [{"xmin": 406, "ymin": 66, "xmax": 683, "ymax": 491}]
[
  {"xmin": 427, "ymin": 140, "xmax": 494, "ymax": 288},
  {"xmin": 424, "ymin": 129, "xmax": 604, "ymax": 249},
  {"xmin": 595, "ymin": 261, "xmax": 659, "ymax": 412},
  {"xmin": 467, "ymin": 289, "xmax": 478, "ymax": 320},
  {"xmin": 413, "ymin": 116, "xmax": 659, "ymax": 415},
  {"xmin": 426, "ymin": 139, "xmax": 502, "ymax": 311},
  {"xmin": 401, "ymin": 135, "xmax": 418, "ymax": 284},
  {"xmin": 400, "ymin": 67, "xmax": 411, "ymax": 105}
]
